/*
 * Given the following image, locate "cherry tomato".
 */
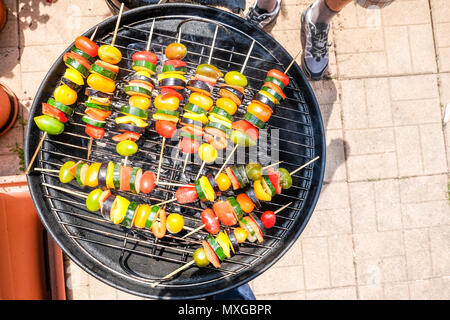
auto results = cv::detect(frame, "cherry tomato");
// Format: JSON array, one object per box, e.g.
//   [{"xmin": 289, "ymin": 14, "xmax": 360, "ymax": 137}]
[
  {"xmin": 166, "ymin": 213, "xmax": 184, "ymax": 234},
  {"xmin": 155, "ymin": 120, "xmax": 177, "ymax": 139},
  {"xmin": 129, "ymin": 96, "xmax": 151, "ymax": 110},
  {"xmin": 261, "ymin": 210, "xmax": 276, "ymax": 229},
  {"xmin": 59, "ymin": 161, "xmax": 76, "ymax": 183},
  {"xmin": 195, "ymin": 64, "xmax": 223, "ymax": 80},
  {"xmin": 247, "ymin": 102, "xmax": 273, "ymax": 122},
  {"xmin": 179, "ymin": 137, "xmax": 199, "ymax": 154},
  {"xmin": 154, "ymin": 95, "xmax": 179, "ymax": 111},
  {"xmin": 139, "ymin": 171, "xmax": 156, "ymax": 194},
  {"xmin": 175, "ymin": 185, "xmax": 198, "ymax": 204},
  {"xmin": 132, "ymin": 50, "xmax": 157, "ymax": 64},
  {"xmin": 86, "ymin": 188, "xmax": 103, "ymax": 212},
  {"xmin": 165, "ymin": 42, "xmax": 187, "ymax": 60},
  {"xmin": 193, "ymin": 248, "xmax": 209, "ymax": 267},
  {"xmin": 215, "ymin": 172, "xmax": 231, "ymax": 192},
  {"xmin": 54, "ymin": 84, "xmax": 77, "ymax": 105},
  {"xmin": 75, "ymin": 36, "xmax": 99, "ymax": 58},
  {"xmin": 189, "ymin": 92, "xmax": 213, "ymax": 111},
  {"xmin": 233, "ymin": 227, "xmax": 247, "ymax": 243},
  {"xmin": 34, "ymin": 115, "xmax": 64, "ymax": 135},
  {"xmin": 116, "ymin": 140, "xmax": 138, "ymax": 156},
  {"xmin": 236, "ymin": 193, "xmax": 255, "ymax": 214},
  {"xmin": 215, "ymin": 97, "xmax": 237, "ymax": 115},
  {"xmin": 198, "ymin": 143, "xmax": 217, "ymax": 163},
  {"xmin": 201, "ymin": 208, "xmax": 220, "ymax": 235},
  {"xmin": 245, "ymin": 162, "xmax": 262, "ymax": 181},
  {"xmin": 98, "ymin": 45, "xmax": 122, "ymax": 65},
  {"xmin": 224, "ymin": 71, "xmax": 247, "ymax": 87},
  {"xmin": 267, "ymin": 69, "xmax": 290, "ymax": 87},
  {"xmin": 87, "ymin": 73, "xmax": 116, "ymax": 94}
]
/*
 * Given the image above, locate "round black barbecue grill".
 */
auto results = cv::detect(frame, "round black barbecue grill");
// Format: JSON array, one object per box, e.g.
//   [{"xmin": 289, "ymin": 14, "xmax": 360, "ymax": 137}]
[{"xmin": 25, "ymin": 4, "xmax": 326, "ymax": 299}]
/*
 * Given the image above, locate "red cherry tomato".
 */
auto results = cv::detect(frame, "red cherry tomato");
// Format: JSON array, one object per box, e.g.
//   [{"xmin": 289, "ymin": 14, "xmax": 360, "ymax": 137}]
[
  {"xmin": 261, "ymin": 210, "xmax": 276, "ymax": 229},
  {"xmin": 155, "ymin": 120, "xmax": 177, "ymax": 138},
  {"xmin": 75, "ymin": 36, "xmax": 99, "ymax": 58},
  {"xmin": 139, "ymin": 171, "xmax": 156, "ymax": 194},
  {"xmin": 179, "ymin": 137, "xmax": 199, "ymax": 154},
  {"xmin": 132, "ymin": 51, "xmax": 158, "ymax": 64},
  {"xmin": 201, "ymin": 208, "xmax": 220, "ymax": 235},
  {"xmin": 176, "ymin": 185, "xmax": 198, "ymax": 204},
  {"xmin": 232, "ymin": 120, "xmax": 259, "ymax": 142},
  {"xmin": 267, "ymin": 69, "xmax": 290, "ymax": 87},
  {"xmin": 161, "ymin": 87, "xmax": 184, "ymax": 102}
]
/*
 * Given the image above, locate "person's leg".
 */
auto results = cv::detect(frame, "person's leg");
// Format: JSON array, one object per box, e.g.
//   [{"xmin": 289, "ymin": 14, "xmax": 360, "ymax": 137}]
[
  {"xmin": 300, "ymin": 0, "xmax": 352, "ymax": 80},
  {"xmin": 245, "ymin": 0, "xmax": 281, "ymax": 29},
  {"xmin": 209, "ymin": 283, "xmax": 256, "ymax": 300}
]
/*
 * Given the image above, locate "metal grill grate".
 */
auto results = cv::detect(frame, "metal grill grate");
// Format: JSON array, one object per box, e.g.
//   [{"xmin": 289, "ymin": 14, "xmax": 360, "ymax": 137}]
[{"xmin": 25, "ymin": 4, "xmax": 325, "ymax": 299}]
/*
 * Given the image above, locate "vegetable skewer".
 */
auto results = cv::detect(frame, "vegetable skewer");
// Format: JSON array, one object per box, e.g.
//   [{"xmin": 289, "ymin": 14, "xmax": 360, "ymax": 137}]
[
  {"xmin": 26, "ymin": 27, "xmax": 100, "ymax": 175},
  {"xmin": 153, "ymin": 198, "xmax": 292, "ymax": 286}
]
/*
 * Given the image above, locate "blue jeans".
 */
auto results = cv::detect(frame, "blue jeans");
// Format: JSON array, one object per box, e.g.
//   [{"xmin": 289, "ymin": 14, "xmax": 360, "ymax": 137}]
[{"xmin": 210, "ymin": 283, "xmax": 256, "ymax": 300}]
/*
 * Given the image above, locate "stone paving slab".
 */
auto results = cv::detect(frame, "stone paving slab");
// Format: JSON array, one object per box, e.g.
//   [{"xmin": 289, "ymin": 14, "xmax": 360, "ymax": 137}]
[{"xmin": 0, "ymin": 0, "xmax": 448, "ymax": 300}]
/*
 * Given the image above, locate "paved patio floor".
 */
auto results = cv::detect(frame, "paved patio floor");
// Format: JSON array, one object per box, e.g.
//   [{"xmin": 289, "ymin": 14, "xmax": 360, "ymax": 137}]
[{"xmin": 0, "ymin": 0, "xmax": 448, "ymax": 299}]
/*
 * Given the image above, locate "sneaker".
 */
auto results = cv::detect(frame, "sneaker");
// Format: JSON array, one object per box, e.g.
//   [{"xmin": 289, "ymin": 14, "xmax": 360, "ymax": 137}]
[
  {"xmin": 300, "ymin": 5, "xmax": 330, "ymax": 80},
  {"xmin": 245, "ymin": 0, "xmax": 281, "ymax": 29}
]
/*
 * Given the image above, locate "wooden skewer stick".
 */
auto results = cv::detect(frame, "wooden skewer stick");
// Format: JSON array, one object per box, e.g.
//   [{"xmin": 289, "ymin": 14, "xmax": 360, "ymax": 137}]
[
  {"xmin": 151, "ymin": 260, "xmax": 196, "ymax": 288},
  {"xmin": 274, "ymin": 201, "xmax": 292, "ymax": 214},
  {"xmin": 154, "ymin": 197, "xmax": 177, "ymax": 207},
  {"xmin": 207, "ymin": 25, "xmax": 219, "ymax": 65},
  {"xmin": 211, "ymin": 41, "xmax": 256, "ymax": 178},
  {"xmin": 215, "ymin": 144, "xmax": 238, "ymax": 179},
  {"xmin": 284, "ymin": 49, "xmax": 302, "ymax": 74},
  {"xmin": 42, "ymin": 182, "xmax": 88, "ymax": 199},
  {"xmin": 110, "ymin": 3, "xmax": 124, "ymax": 47},
  {"xmin": 182, "ymin": 153, "xmax": 189, "ymax": 175},
  {"xmin": 240, "ymin": 39, "xmax": 255, "ymax": 74},
  {"xmin": 145, "ymin": 18, "xmax": 156, "ymax": 52},
  {"xmin": 90, "ymin": 26, "xmax": 99, "ymax": 41},
  {"xmin": 86, "ymin": 137, "xmax": 93, "ymax": 160},
  {"xmin": 34, "ymin": 167, "xmax": 59, "ymax": 174},
  {"xmin": 289, "ymin": 156, "xmax": 320, "ymax": 176},
  {"xmin": 156, "ymin": 137, "xmax": 166, "ymax": 183},
  {"xmin": 262, "ymin": 160, "xmax": 284, "ymax": 171},
  {"xmin": 155, "ymin": 181, "xmax": 191, "ymax": 188},
  {"xmin": 25, "ymin": 132, "xmax": 47, "ymax": 175},
  {"xmin": 181, "ymin": 223, "xmax": 206, "ymax": 239},
  {"xmin": 195, "ymin": 160, "xmax": 207, "ymax": 181}
]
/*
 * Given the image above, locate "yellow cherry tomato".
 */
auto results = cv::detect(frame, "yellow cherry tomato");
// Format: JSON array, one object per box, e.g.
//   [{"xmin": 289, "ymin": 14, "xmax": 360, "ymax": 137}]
[
  {"xmin": 189, "ymin": 92, "xmax": 213, "ymax": 111},
  {"xmin": 215, "ymin": 97, "xmax": 237, "ymax": 115},
  {"xmin": 87, "ymin": 73, "xmax": 116, "ymax": 94},
  {"xmin": 215, "ymin": 172, "xmax": 231, "ymax": 191},
  {"xmin": 154, "ymin": 95, "xmax": 179, "ymax": 111},
  {"xmin": 165, "ymin": 42, "xmax": 187, "ymax": 60},
  {"xmin": 198, "ymin": 143, "xmax": 217, "ymax": 164},
  {"xmin": 166, "ymin": 213, "xmax": 185, "ymax": 234},
  {"xmin": 98, "ymin": 45, "xmax": 122, "ymax": 65},
  {"xmin": 54, "ymin": 84, "xmax": 77, "ymax": 105},
  {"xmin": 129, "ymin": 95, "xmax": 151, "ymax": 110}
]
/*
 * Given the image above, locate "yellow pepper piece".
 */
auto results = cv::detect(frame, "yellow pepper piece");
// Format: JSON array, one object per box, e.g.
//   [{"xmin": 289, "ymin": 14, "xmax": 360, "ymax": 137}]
[
  {"xmin": 184, "ymin": 111, "xmax": 208, "ymax": 125},
  {"xmin": 105, "ymin": 162, "xmax": 115, "ymax": 189},
  {"xmin": 199, "ymin": 175, "xmax": 215, "ymax": 202},
  {"xmin": 85, "ymin": 162, "xmax": 102, "ymax": 188},
  {"xmin": 115, "ymin": 115, "xmax": 149, "ymax": 127},
  {"xmin": 110, "ymin": 195, "xmax": 130, "ymax": 224},
  {"xmin": 207, "ymin": 114, "xmax": 232, "ymax": 128},
  {"xmin": 215, "ymin": 232, "xmax": 231, "ymax": 258},
  {"xmin": 63, "ymin": 68, "xmax": 84, "ymax": 86},
  {"xmin": 157, "ymin": 72, "xmax": 186, "ymax": 82},
  {"xmin": 253, "ymin": 179, "xmax": 272, "ymax": 202},
  {"xmin": 152, "ymin": 113, "xmax": 179, "ymax": 123}
]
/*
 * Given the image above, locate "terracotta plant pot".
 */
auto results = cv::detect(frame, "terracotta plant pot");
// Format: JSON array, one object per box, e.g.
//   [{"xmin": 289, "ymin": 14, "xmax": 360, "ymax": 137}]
[
  {"xmin": 0, "ymin": 83, "xmax": 19, "ymax": 137},
  {"xmin": 0, "ymin": 0, "xmax": 6, "ymax": 32}
]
